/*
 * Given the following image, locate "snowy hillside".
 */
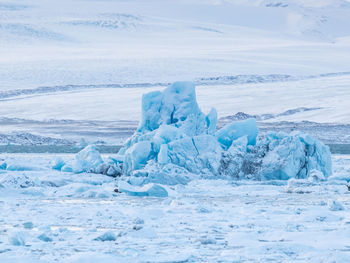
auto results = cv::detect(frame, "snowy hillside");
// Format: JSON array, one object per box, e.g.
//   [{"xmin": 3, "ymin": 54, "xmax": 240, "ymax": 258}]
[{"xmin": 1, "ymin": 0, "xmax": 350, "ymax": 91}]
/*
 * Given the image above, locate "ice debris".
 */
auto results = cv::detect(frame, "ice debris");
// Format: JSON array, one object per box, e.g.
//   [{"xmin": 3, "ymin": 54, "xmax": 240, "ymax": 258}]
[
  {"xmin": 23, "ymin": 222, "xmax": 34, "ymax": 229},
  {"xmin": 118, "ymin": 181, "xmax": 168, "ymax": 197},
  {"xmin": 328, "ymin": 200, "xmax": 345, "ymax": 211},
  {"xmin": 8, "ymin": 231, "xmax": 26, "ymax": 246},
  {"xmin": 0, "ymin": 160, "xmax": 7, "ymax": 170},
  {"xmin": 38, "ymin": 233, "xmax": 53, "ymax": 242},
  {"xmin": 56, "ymin": 81, "xmax": 332, "ymax": 184},
  {"xmin": 94, "ymin": 231, "xmax": 117, "ymax": 242},
  {"xmin": 53, "ymin": 145, "xmax": 122, "ymax": 177}
]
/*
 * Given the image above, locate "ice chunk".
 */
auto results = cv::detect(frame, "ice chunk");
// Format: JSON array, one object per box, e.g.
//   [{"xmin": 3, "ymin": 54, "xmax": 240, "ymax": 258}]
[
  {"xmin": 118, "ymin": 181, "xmax": 168, "ymax": 197},
  {"xmin": 93, "ymin": 231, "xmax": 117, "ymax": 242},
  {"xmin": 61, "ymin": 164, "xmax": 73, "ymax": 173},
  {"xmin": 38, "ymin": 233, "xmax": 53, "ymax": 242},
  {"xmin": 123, "ymin": 141, "xmax": 152, "ymax": 175},
  {"xmin": 52, "ymin": 157, "xmax": 65, "ymax": 170},
  {"xmin": 72, "ymin": 145, "xmax": 103, "ymax": 173},
  {"xmin": 328, "ymin": 200, "xmax": 344, "ymax": 211},
  {"xmin": 216, "ymin": 118, "xmax": 258, "ymax": 149},
  {"xmin": 8, "ymin": 231, "xmax": 26, "ymax": 246},
  {"xmin": 23, "ymin": 222, "xmax": 34, "ymax": 229},
  {"xmin": 259, "ymin": 132, "xmax": 332, "ymax": 180},
  {"xmin": 0, "ymin": 160, "xmax": 7, "ymax": 170},
  {"xmin": 6, "ymin": 164, "xmax": 39, "ymax": 171},
  {"xmin": 308, "ymin": 169, "xmax": 326, "ymax": 182}
]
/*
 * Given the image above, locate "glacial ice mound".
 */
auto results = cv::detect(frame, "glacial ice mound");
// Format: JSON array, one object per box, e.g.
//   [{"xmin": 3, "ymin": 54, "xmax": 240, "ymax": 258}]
[
  {"xmin": 58, "ymin": 81, "xmax": 332, "ymax": 184},
  {"xmin": 115, "ymin": 81, "xmax": 331, "ymax": 183}
]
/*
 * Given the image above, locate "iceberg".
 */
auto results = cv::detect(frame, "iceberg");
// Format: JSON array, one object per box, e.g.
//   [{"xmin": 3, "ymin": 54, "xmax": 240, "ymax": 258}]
[{"xmin": 56, "ymin": 81, "xmax": 332, "ymax": 184}]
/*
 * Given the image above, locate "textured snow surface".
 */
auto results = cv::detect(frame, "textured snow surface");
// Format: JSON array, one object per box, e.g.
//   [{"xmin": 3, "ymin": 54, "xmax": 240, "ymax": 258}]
[{"xmin": 0, "ymin": 154, "xmax": 349, "ymax": 262}]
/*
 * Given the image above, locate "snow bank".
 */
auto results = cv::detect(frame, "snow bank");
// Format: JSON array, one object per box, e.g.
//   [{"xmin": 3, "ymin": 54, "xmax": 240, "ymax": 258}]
[{"xmin": 56, "ymin": 81, "xmax": 332, "ymax": 184}]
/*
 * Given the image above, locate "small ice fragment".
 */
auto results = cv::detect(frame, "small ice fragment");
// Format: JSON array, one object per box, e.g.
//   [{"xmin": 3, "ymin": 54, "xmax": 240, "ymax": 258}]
[
  {"xmin": 9, "ymin": 231, "xmax": 26, "ymax": 246},
  {"xmin": 38, "ymin": 233, "xmax": 53, "ymax": 242},
  {"xmin": 0, "ymin": 161, "xmax": 7, "ymax": 170},
  {"xmin": 61, "ymin": 164, "xmax": 73, "ymax": 172},
  {"xmin": 328, "ymin": 200, "xmax": 345, "ymax": 211},
  {"xmin": 118, "ymin": 181, "xmax": 168, "ymax": 197},
  {"xmin": 23, "ymin": 222, "xmax": 34, "ymax": 229},
  {"xmin": 52, "ymin": 157, "xmax": 65, "ymax": 171},
  {"xmin": 94, "ymin": 231, "xmax": 117, "ymax": 242},
  {"xmin": 73, "ymin": 144, "xmax": 103, "ymax": 173},
  {"xmin": 308, "ymin": 169, "xmax": 326, "ymax": 182}
]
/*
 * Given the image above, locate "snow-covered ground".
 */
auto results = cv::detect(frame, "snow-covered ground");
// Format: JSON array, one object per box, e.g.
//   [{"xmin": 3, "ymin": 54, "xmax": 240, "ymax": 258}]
[{"xmin": 0, "ymin": 154, "xmax": 350, "ymax": 262}]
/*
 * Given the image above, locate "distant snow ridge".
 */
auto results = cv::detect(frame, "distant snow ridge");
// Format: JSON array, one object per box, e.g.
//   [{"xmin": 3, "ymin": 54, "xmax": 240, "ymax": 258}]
[{"xmin": 56, "ymin": 82, "xmax": 331, "ymax": 184}]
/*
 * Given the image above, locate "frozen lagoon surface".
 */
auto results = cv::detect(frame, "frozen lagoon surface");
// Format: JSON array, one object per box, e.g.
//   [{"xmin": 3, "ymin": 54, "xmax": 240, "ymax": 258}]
[{"xmin": 0, "ymin": 154, "xmax": 350, "ymax": 262}]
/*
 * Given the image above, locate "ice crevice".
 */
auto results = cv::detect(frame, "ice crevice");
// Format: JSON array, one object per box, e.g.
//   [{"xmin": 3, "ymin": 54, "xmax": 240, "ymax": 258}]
[{"xmin": 51, "ymin": 81, "xmax": 332, "ymax": 186}]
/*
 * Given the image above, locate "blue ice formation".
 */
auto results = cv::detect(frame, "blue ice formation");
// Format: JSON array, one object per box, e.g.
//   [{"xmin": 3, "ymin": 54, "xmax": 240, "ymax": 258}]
[
  {"xmin": 0, "ymin": 160, "xmax": 7, "ymax": 170},
  {"xmin": 216, "ymin": 118, "xmax": 258, "ymax": 149},
  {"xmin": 94, "ymin": 231, "xmax": 117, "ymax": 242},
  {"xmin": 257, "ymin": 132, "xmax": 332, "ymax": 180},
  {"xmin": 8, "ymin": 231, "xmax": 26, "ymax": 246},
  {"xmin": 58, "ymin": 81, "xmax": 332, "ymax": 183},
  {"xmin": 53, "ymin": 145, "xmax": 122, "ymax": 176},
  {"xmin": 118, "ymin": 81, "xmax": 228, "ymax": 181},
  {"xmin": 115, "ymin": 81, "xmax": 331, "ymax": 182},
  {"xmin": 53, "ymin": 145, "xmax": 103, "ymax": 173}
]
